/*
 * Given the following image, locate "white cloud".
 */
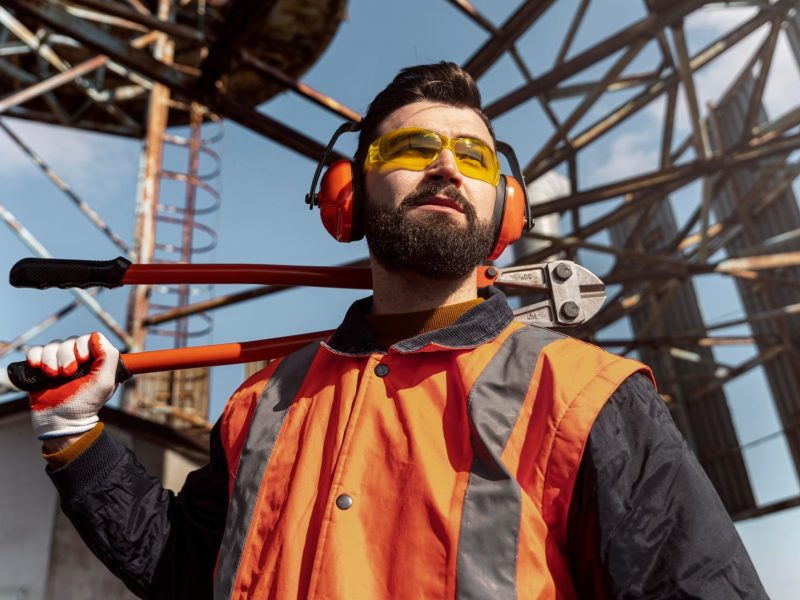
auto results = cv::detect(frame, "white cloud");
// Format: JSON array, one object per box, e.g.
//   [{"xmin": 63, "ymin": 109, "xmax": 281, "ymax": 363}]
[
  {"xmin": 762, "ymin": 33, "xmax": 800, "ymax": 120},
  {"xmin": 646, "ymin": 15, "xmax": 794, "ymax": 146},
  {"xmin": 0, "ymin": 119, "xmax": 91, "ymax": 173},
  {"xmin": 679, "ymin": 20, "xmax": 800, "ymax": 139},
  {"xmin": 591, "ymin": 129, "xmax": 660, "ymax": 183},
  {"xmin": 0, "ymin": 118, "xmax": 138, "ymax": 199},
  {"xmin": 0, "ymin": 126, "xmax": 38, "ymax": 173},
  {"xmin": 692, "ymin": 31, "xmax": 764, "ymax": 107},
  {"xmin": 680, "ymin": 6, "xmax": 800, "ymax": 135},
  {"xmin": 685, "ymin": 6, "xmax": 759, "ymax": 34}
]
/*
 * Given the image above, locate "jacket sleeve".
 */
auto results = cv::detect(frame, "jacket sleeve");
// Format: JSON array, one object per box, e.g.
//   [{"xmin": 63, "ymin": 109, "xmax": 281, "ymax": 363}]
[
  {"xmin": 46, "ymin": 419, "xmax": 229, "ymax": 600},
  {"xmin": 567, "ymin": 372, "xmax": 768, "ymax": 599}
]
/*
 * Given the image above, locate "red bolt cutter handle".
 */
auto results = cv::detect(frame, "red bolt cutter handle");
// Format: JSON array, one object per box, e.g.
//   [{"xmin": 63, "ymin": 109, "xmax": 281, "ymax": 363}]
[
  {"xmin": 5, "ymin": 330, "xmax": 331, "ymax": 392},
  {"xmin": 9, "ymin": 257, "xmax": 502, "ymax": 290}
]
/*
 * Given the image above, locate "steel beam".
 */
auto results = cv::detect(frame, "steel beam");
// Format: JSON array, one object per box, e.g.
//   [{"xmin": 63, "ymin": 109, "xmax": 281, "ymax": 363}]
[
  {"xmin": 546, "ymin": 72, "xmax": 661, "ymax": 100},
  {"xmin": 239, "ymin": 50, "xmax": 361, "ymax": 122},
  {"xmin": 554, "ymin": 0, "xmax": 591, "ymax": 67},
  {"xmin": 598, "ymin": 334, "xmax": 774, "ymax": 349},
  {"xmin": 671, "ymin": 22, "xmax": 710, "ymax": 158},
  {"xmin": 523, "ymin": 1, "xmax": 787, "ymax": 180},
  {"xmin": 483, "ymin": 0, "xmax": 709, "ymax": 117},
  {"xmin": 66, "ymin": 0, "xmax": 209, "ymax": 43},
  {"xmin": 689, "ymin": 345, "xmax": 785, "ymax": 400},
  {"xmin": 0, "ymin": 54, "xmax": 105, "ymax": 113},
  {"xmin": 444, "ymin": 0, "xmax": 535, "ymax": 84},
  {"xmin": 527, "ymin": 38, "xmax": 647, "ymax": 174},
  {"xmin": 5, "ymin": 0, "xmax": 345, "ymax": 163},
  {"xmin": 529, "ymin": 131, "xmax": 800, "ymax": 218},
  {"xmin": 0, "ymin": 203, "xmax": 132, "ymax": 346},
  {"xmin": 6, "ymin": 0, "xmax": 193, "ymax": 94},
  {"xmin": 0, "ymin": 118, "xmax": 131, "ymax": 253},
  {"xmin": 0, "ymin": 293, "xmax": 98, "ymax": 359},
  {"xmin": 444, "ymin": 0, "xmax": 497, "ymax": 33},
  {"xmin": 732, "ymin": 495, "xmax": 800, "ymax": 522},
  {"xmin": 199, "ymin": 0, "xmax": 275, "ymax": 88},
  {"xmin": 741, "ymin": 17, "xmax": 781, "ymax": 137},
  {"xmin": 463, "ymin": 0, "xmax": 556, "ymax": 79},
  {"xmin": 0, "ymin": 5, "xmax": 144, "ymax": 131}
]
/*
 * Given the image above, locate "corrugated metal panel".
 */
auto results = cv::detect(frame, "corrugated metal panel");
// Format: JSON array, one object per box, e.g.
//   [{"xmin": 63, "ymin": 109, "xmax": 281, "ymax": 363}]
[
  {"xmin": 709, "ymin": 73, "xmax": 800, "ymax": 486},
  {"xmin": 610, "ymin": 200, "xmax": 756, "ymax": 516}
]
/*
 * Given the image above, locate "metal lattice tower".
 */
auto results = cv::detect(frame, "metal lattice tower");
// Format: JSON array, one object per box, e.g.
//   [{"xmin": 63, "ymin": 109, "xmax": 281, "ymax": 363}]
[{"xmin": 1, "ymin": 0, "xmax": 800, "ymax": 519}]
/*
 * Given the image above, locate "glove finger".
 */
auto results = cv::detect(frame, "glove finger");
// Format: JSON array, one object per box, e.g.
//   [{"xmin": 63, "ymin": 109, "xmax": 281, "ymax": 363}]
[
  {"xmin": 75, "ymin": 334, "xmax": 91, "ymax": 363},
  {"xmin": 26, "ymin": 345, "xmax": 44, "ymax": 368},
  {"xmin": 88, "ymin": 332, "xmax": 120, "ymax": 385},
  {"xmin": 57, "ymin": 338, "xmax": 79, "ymax": 376},
  {"xmin": 41, "ymin": 340, "xmax": 63, "ymax": 377}
]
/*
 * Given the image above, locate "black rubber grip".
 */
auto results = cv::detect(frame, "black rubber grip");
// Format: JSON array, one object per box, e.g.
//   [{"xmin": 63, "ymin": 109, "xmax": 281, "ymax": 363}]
[
  {"xmin": 6, "ymin": 358, "xmax": 132, "ymax": 392},
  {"xmin": 9, "ymin": 256, "xmax": 131, "ymax": 289}
]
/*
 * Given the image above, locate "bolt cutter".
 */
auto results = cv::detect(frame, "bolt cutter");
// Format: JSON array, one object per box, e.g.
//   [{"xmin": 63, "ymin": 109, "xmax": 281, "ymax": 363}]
[{"xmin": 5, "ymin": 257, "xmax": 606, "ymax": 391}]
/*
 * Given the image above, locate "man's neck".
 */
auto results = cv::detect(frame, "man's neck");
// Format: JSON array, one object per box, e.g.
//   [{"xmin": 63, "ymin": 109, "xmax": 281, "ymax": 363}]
[{"xmin": 369, "ymin": 258, "xmax": 478, "ymax": 315}]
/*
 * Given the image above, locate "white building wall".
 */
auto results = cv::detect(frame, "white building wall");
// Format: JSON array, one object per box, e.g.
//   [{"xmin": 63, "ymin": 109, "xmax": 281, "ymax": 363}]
[
  {"xmin": 0, "ymin": 407, "xmax": 206, "ymax": 599},
  {"xmin": 0, "ymin": 412, "xmax": 57, "ymax": 600}
]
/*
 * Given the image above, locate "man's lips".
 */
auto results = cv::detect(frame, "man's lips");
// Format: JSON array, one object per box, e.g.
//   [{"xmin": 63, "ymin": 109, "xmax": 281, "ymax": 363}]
[{"xmin": 411, "ymin": 195, "xmax": 465, "ymax": 213}]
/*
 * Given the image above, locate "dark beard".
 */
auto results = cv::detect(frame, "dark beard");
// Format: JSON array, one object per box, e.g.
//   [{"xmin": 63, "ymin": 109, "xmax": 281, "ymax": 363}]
[{"xmin": 364, "ymin": 183, "xmax": 496, "ymax": 280}]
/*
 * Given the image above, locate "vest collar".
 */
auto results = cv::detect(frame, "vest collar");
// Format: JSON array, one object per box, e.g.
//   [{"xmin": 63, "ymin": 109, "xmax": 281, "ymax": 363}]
[{"xmin": 324, "ymin": 287, "xmax": 514, "ymax": 356}]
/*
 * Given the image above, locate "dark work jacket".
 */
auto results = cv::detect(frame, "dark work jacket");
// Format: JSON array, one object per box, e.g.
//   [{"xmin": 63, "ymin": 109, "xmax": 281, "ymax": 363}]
[{"xmin": 46, "ymin": 290, "xmax": 767, "ymax": 599}]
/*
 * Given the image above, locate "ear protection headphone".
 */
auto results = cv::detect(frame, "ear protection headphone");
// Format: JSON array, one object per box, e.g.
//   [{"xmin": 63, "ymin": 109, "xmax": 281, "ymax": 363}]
[{"xmin": 305, "ymin": 122, "xmax": 533, "ymax": 260}]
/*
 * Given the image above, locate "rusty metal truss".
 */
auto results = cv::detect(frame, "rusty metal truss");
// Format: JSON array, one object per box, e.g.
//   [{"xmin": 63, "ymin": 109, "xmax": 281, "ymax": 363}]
[{"xmin": 1, "ymin": 0, "xmax": 800, "ymax": 520}]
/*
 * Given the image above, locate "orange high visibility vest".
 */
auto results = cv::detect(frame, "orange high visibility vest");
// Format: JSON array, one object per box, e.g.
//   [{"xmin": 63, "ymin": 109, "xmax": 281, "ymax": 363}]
[{"xmin": 214, "ymin": 321, "xmax": 648, "ymax": 599}]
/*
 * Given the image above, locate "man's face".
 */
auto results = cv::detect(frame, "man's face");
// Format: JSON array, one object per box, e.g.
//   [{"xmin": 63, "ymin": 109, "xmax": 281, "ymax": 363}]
[{"xmin": 363, "ymin": 101, "xmax": 498, "ymax": 280}]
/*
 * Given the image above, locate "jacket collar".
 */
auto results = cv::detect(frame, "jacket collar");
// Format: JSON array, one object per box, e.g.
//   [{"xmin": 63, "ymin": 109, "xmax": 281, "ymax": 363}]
[{"xmin": 324, "ymin": 287, "xmax": 514, "ymax": 356}]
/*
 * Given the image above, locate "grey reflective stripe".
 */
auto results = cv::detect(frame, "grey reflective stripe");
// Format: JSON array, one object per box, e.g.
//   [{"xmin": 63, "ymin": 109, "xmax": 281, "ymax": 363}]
[
  {"xmin": 214, "ymin": 342, "xmax": 319, "ymax": 600},
  {"xmin": 457, "ymin": 326, "xmax": 561, "ymax": 600}
]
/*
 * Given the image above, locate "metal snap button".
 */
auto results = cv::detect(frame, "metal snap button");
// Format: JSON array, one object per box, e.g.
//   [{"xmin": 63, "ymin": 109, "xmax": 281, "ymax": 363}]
[
  {"xmin": 375, "ymin": 363, "xmax": 389, "ymax": 377},
  {"xmin": 336, "ymin": 494, "xmax": 353, "ymax": 510}
]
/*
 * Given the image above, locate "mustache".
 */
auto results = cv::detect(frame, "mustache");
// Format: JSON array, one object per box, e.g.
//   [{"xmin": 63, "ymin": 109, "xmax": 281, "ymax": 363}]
[{"xmin": 401, "ymin": 183, "xmax": 473, "ymax": 216}]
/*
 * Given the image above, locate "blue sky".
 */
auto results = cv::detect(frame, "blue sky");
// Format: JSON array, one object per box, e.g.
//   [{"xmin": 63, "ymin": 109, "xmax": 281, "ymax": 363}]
[{"xmin": 1, "ymin": 0, "xmax": 800, "ymax": 595}]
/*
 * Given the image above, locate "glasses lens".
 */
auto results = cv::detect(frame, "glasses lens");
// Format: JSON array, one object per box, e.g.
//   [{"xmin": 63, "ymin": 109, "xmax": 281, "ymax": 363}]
[
  {"xmin": 368, "ymin": 128, "xmax": 500, "ymax": 185},
  {"xmin": 378, "ymin": 129, "xmax": 442, "ymax": 169},
  {"xmin": 453, "ymin": 138, "xmax": 498, "ymax": 184}
]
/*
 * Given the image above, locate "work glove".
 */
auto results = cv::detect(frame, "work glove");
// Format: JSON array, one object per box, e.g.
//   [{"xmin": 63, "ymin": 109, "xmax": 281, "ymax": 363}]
[{"xmin": 27, "ymin": 332, "xmax": 119, "ymax": 440}]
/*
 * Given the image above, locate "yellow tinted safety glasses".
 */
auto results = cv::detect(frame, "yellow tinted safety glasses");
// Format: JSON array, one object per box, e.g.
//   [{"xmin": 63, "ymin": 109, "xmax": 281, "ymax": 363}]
[{"xmin": 365, "ymin": 127, "xmax": 501, "ymax": 186}]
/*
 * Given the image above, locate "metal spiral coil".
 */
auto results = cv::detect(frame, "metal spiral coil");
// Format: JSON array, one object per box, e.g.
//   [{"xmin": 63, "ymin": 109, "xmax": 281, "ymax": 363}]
[{"xmin": 147, "ymin": 102, "xmax": 222, "ymax": 347}]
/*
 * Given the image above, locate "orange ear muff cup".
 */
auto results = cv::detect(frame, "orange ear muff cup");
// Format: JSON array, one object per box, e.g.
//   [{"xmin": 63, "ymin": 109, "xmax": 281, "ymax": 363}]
[
  {"xmin": 318, "ymin": 160, "xmax": 357, "ymax": 242},
  {"xmin": 487, "ymin": 175, "xmax": 526, "ymax": 260}
]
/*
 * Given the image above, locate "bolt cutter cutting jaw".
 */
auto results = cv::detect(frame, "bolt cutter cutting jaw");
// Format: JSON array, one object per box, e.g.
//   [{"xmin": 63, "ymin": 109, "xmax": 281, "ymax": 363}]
[{"xmin": 479, "ymin": 261, "xmax": 606, "ymax": 327}]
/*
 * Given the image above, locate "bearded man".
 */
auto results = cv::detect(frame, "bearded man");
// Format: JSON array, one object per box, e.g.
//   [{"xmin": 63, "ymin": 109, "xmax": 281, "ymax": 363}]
[{"xmin": 26, "ymin": 62, "xmax": 765, "ymax": 599}]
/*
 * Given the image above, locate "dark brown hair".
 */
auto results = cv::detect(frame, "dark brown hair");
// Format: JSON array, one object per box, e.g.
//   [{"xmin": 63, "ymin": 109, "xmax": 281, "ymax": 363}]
[{"xmin": 355, "ymin": 62, "xmax": 495, "ymax": 168}]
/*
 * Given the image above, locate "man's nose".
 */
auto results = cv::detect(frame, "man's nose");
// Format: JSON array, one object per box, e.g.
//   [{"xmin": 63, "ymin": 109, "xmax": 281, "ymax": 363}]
[{"xmin": 424, "ymin": 149, "xmax": 463, "ymax": 185}]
